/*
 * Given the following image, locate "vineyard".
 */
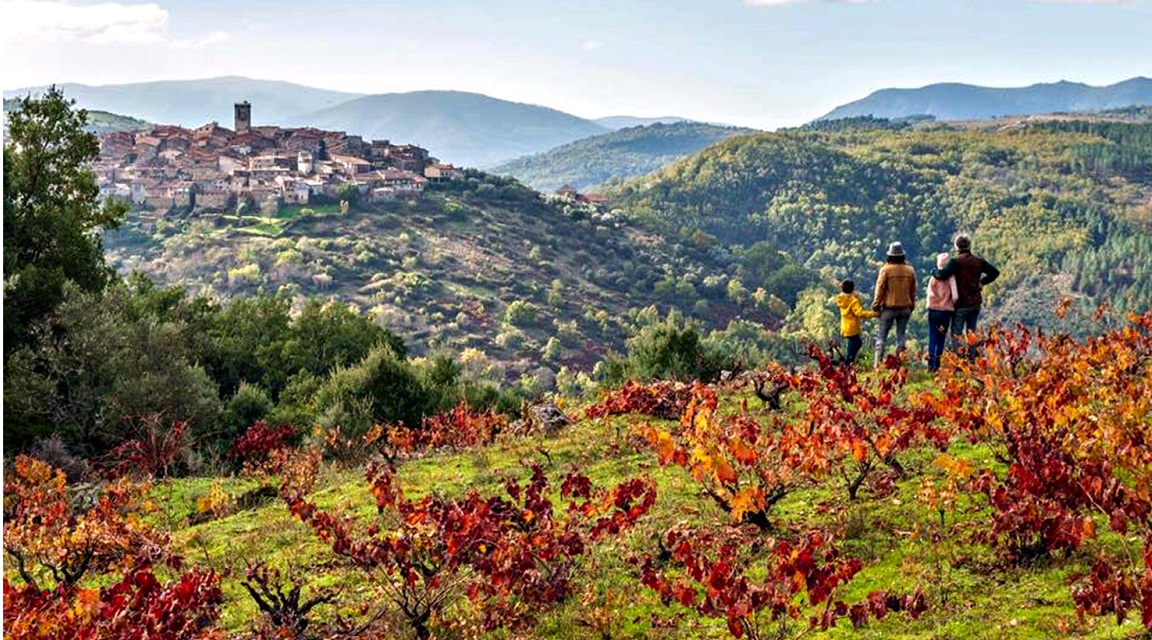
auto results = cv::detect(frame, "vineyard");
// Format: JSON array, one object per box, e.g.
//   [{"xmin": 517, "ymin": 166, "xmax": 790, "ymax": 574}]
[{"xmin": 5, "ymin": 310, "xmax": 1152, "ymax": 639}]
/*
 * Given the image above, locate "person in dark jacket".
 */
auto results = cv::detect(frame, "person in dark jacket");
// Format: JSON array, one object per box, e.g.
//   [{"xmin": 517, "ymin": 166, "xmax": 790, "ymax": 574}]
[{"xmin": 933, "ymin": 234, "xmax": 999, "ymax": 352}]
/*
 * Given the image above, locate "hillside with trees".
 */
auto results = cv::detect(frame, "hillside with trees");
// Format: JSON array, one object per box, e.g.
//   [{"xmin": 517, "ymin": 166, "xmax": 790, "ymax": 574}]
[
  {"xmin": 5, "ymin": 89, "xmax": 801, "ymax": 464},
  {"xmin": 491, "ymin": 122, "xmax": 757, "ymax": 192},
  {"xmin": 101, "ymin": 172, "xmax": 802, "ymax": 385},
  {"xmin": 614, "ymin": 118, "xmax": 1152, "ymax": 332}
]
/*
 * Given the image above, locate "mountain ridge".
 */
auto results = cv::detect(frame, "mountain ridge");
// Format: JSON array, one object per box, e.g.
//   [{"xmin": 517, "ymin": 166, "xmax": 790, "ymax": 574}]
[
  {"xmin": 820, "ymin": 76, "xmax": 1152, "ymax": 122},
  {"xmin": 492, "ymin": 121, "xmax": 758, "ymax": 192},
  {"xmin": 594, "ymin": 115, "xmax": 692, "ymax": 130},
  {"xmin": 4, "ymin": 76, "xmax": 361, "ymax": 128},
  {"xmin": 291, "ymin": 90, "xmax": 610, "ymax": 167}
]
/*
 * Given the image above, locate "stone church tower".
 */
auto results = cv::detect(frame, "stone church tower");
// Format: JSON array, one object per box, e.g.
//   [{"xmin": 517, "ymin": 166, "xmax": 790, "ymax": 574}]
[{"xmin": 234, "ymin": 101, "xmax": 251, "ymax": 133}]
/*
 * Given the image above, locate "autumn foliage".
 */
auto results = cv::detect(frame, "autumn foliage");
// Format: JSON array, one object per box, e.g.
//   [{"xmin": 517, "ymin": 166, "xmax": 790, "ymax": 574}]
[
  {"xmin": 7, "ymin": 307, "xmax": 1152, "ymax": 638},
  {"xmin": 231, "ymin": 420, "xmax": 297, "ymax": 470},
  {"xmin": 641, "ymin": 527, "xmax": 926, "ymax": 638},
  {"xmin": 928, "ymin": 311, "xmax": 1152, "ymax": 626},
  {"xmin": 281, "ymin": 459, "xmax": 656, "ymax": 638},
  {"xmin": 4, "ymin": 456, "xmax": 168, "ymax": 590},
  {"xmin": 106, "ymin": 418, "xmax": 191, "ymax": 479},
  {"xmin": 777, "ymin": 344, "xmax": 946, "ymax": 500},
  {"xmin": 377, "ymin": 401, "xmax": 510, "ymax": 455},
  {"xmin": 639, "ymin": 384, "xmax": 793, "ymax": 529},
  {"xmin": 585, "ymin": 380, "xmax": 695, "ymax": 420},
  {"xmin": 637, "ymin": 347, "xmax": 941, "ymax": 531},
  {"xmin": 3, "ymin": 456, "xmax": 222, "ymax": 640}
]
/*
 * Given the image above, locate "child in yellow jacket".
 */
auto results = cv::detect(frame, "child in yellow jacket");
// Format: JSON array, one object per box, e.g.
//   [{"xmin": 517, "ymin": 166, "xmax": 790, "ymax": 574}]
[{"xmin": 834, "ymin": 279, "xmax": 879, "ymax": 365}]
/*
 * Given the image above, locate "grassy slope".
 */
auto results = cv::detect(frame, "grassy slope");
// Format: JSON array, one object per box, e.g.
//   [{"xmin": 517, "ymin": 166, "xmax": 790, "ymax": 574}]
[{"xmin": 157, "ymin": 381, "xmax": 1143, "ymax": 639}]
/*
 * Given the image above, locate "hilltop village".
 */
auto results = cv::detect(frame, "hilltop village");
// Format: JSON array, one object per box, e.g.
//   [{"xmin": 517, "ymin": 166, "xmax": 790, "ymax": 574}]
[{"xmin": 94, "ymin": 101, "xmax": 460, "ymax": 212}]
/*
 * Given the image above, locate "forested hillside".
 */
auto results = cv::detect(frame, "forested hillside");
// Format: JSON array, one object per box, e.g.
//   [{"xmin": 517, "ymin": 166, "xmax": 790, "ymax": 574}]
[
  {"xmin": 102, "ymin": 173, "xmax": 796, "ymax": 384},
  {"xmin": 491, "ymin": 122, "xmax": 756, "ymax": 192},
  {"xmin": 614, "ymin": 118, "xmax": 1152, "ymax": 330}
]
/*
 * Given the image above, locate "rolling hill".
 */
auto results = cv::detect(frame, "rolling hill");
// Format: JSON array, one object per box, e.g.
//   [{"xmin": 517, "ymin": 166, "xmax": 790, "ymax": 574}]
[
  {"xmin": 820, "ymin": 77, "xmax": 1152, "ymax": 122},
  {"xmin": 291, "ymin": 91, "xmax": 609, "ymax": 167},
  {"xmin": 490, "ymin": 122, "xmax": 757, "ymax": 192},
  {"xmin": 4, "ymin": 76, "xmax": 359, "ymax": 128}
]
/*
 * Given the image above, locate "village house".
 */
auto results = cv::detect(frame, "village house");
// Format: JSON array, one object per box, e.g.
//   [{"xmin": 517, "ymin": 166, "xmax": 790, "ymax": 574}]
[
  {"xmin": 372, "ymin": 167, "xmax": 427, "ymax": 192},
  {"xmin": 424, "ymin": 163, "xmax": 461, "ymax": 182},
  {"xmin": 330, "ymin": 154, "xmax": 373, "ymax": 175},
  {"xmin": 555, "ymin": 185, "xmax": 580, "ymax": 200}
]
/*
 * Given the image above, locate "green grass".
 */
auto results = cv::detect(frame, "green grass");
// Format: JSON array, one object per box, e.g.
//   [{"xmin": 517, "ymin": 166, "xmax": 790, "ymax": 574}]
[
  {"xmin": 144, "ymin": 388, "xmax": 1149, "ymax": 639},
  {"xmin": 274, "ymin": 204, "xmax": 342, "ymax": 220}
]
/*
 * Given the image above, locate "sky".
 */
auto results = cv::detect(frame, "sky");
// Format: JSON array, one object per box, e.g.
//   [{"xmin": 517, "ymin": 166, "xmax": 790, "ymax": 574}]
[{"xmin": 2, "ymin": 0, "xmax": 1151, "ymax": 129}]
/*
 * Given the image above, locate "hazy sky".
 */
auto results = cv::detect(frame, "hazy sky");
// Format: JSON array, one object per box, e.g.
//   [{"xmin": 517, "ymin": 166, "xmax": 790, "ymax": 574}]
[{"xmin": 2, "ymin": 0, "xmax": 1150, "ymax": 128}]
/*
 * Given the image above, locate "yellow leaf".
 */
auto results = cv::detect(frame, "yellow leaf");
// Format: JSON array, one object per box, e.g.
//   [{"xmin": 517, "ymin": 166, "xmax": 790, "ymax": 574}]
[{"xmin": 730, "ymin": 487, "xmax": 766, "ymax": 523}]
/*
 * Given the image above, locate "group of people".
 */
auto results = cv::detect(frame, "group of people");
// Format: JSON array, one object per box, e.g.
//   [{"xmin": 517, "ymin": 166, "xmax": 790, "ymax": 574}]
[{"xmin": 834, "ymin": 233, "xmax": 1000, "ymax": 371}]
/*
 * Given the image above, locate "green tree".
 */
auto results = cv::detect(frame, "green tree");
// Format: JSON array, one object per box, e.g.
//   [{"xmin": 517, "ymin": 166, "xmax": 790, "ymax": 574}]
[
  {"xmin": 3, "ymin": 283, "xmax": 221, "ymax": 453},
  {"xmin": 283, "ymin": 299, "xmax": 405, "ymax": 379},
  {"xmin": 313, "ymin": 345, "xmax": 431, "ymax": 435},
  {"xmin": 203, "ymin": 295, "xmax": 293, "ymax": 398},
  {"xmin": 4, "ymin": 87, "xmax": 128, "ymax": 356},
  {"xmin": 220, "ymin": 382, "xmax": 273, "ymax": 444},
  {"xmin": 337, "ymin": 183, "xmax": 361, "ymax": 209}
]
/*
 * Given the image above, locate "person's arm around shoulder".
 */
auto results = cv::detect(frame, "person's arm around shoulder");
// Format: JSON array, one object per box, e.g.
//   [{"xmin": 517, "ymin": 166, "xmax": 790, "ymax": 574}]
[
  {"xmin": 933, "ymin": 257, "xmax": 957, "ymax": 280},
  {"xmin": 871, "ymin": 268, "xmax": 887, "ymax": 311},
  {"xmin": 980, "ymin": 258, "xmax": 1000, "ymax": 285}
]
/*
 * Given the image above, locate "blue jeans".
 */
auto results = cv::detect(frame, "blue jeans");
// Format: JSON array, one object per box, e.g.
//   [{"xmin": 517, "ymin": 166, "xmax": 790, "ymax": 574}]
[
  {"xmin": 927, "ymin": 309, "xmax": 954, "ymax": 371},
  {"xmin": 843, "ymin": 335, "xmax": 863, "ymax": 365},
  {"xmin": 875, "ymin": 307, "xmax": 912, "ymax": 369},
  {"xmin": 952, "ymin": 305, "xmax": 981, "ymax": 359}
]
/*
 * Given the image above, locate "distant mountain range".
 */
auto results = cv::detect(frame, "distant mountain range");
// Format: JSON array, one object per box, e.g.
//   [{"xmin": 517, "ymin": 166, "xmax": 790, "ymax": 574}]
[
  {"xmin": 12, "ymin": 75, "xmax": 1151, "ymax": 167},
  {"xmin": 820, "ymin": 77, "xmax": 1152, "ymax": 122},
  {"xmin": 593, "ymin": 116, "xmax": 691, "ymax": 130},
  {"xmin": 3, "ymin": 77, "xmax": 358, "ymax": 128},
  {"xmin": 290, "ymin": 91, "xmax": 608, "ymax": 167},
  {"xmin": 4, "ymin": 77, "xmax": 670, "ymax": 167},
  {"xmin": 492, "ymin": 121, "xmax": 757, "ymax": 192}
]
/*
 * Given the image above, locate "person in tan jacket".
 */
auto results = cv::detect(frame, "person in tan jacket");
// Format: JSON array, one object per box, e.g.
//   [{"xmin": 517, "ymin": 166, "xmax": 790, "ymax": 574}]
[{"xmin": 871, "ymin": 241, "xmax": 916, "ymax": 369}]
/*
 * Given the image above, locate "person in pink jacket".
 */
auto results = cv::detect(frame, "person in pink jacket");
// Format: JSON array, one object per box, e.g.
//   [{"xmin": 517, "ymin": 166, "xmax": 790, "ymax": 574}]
[{"xmin": 926, "ymin": 252, "xmax": 959, "ymax": 371}]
